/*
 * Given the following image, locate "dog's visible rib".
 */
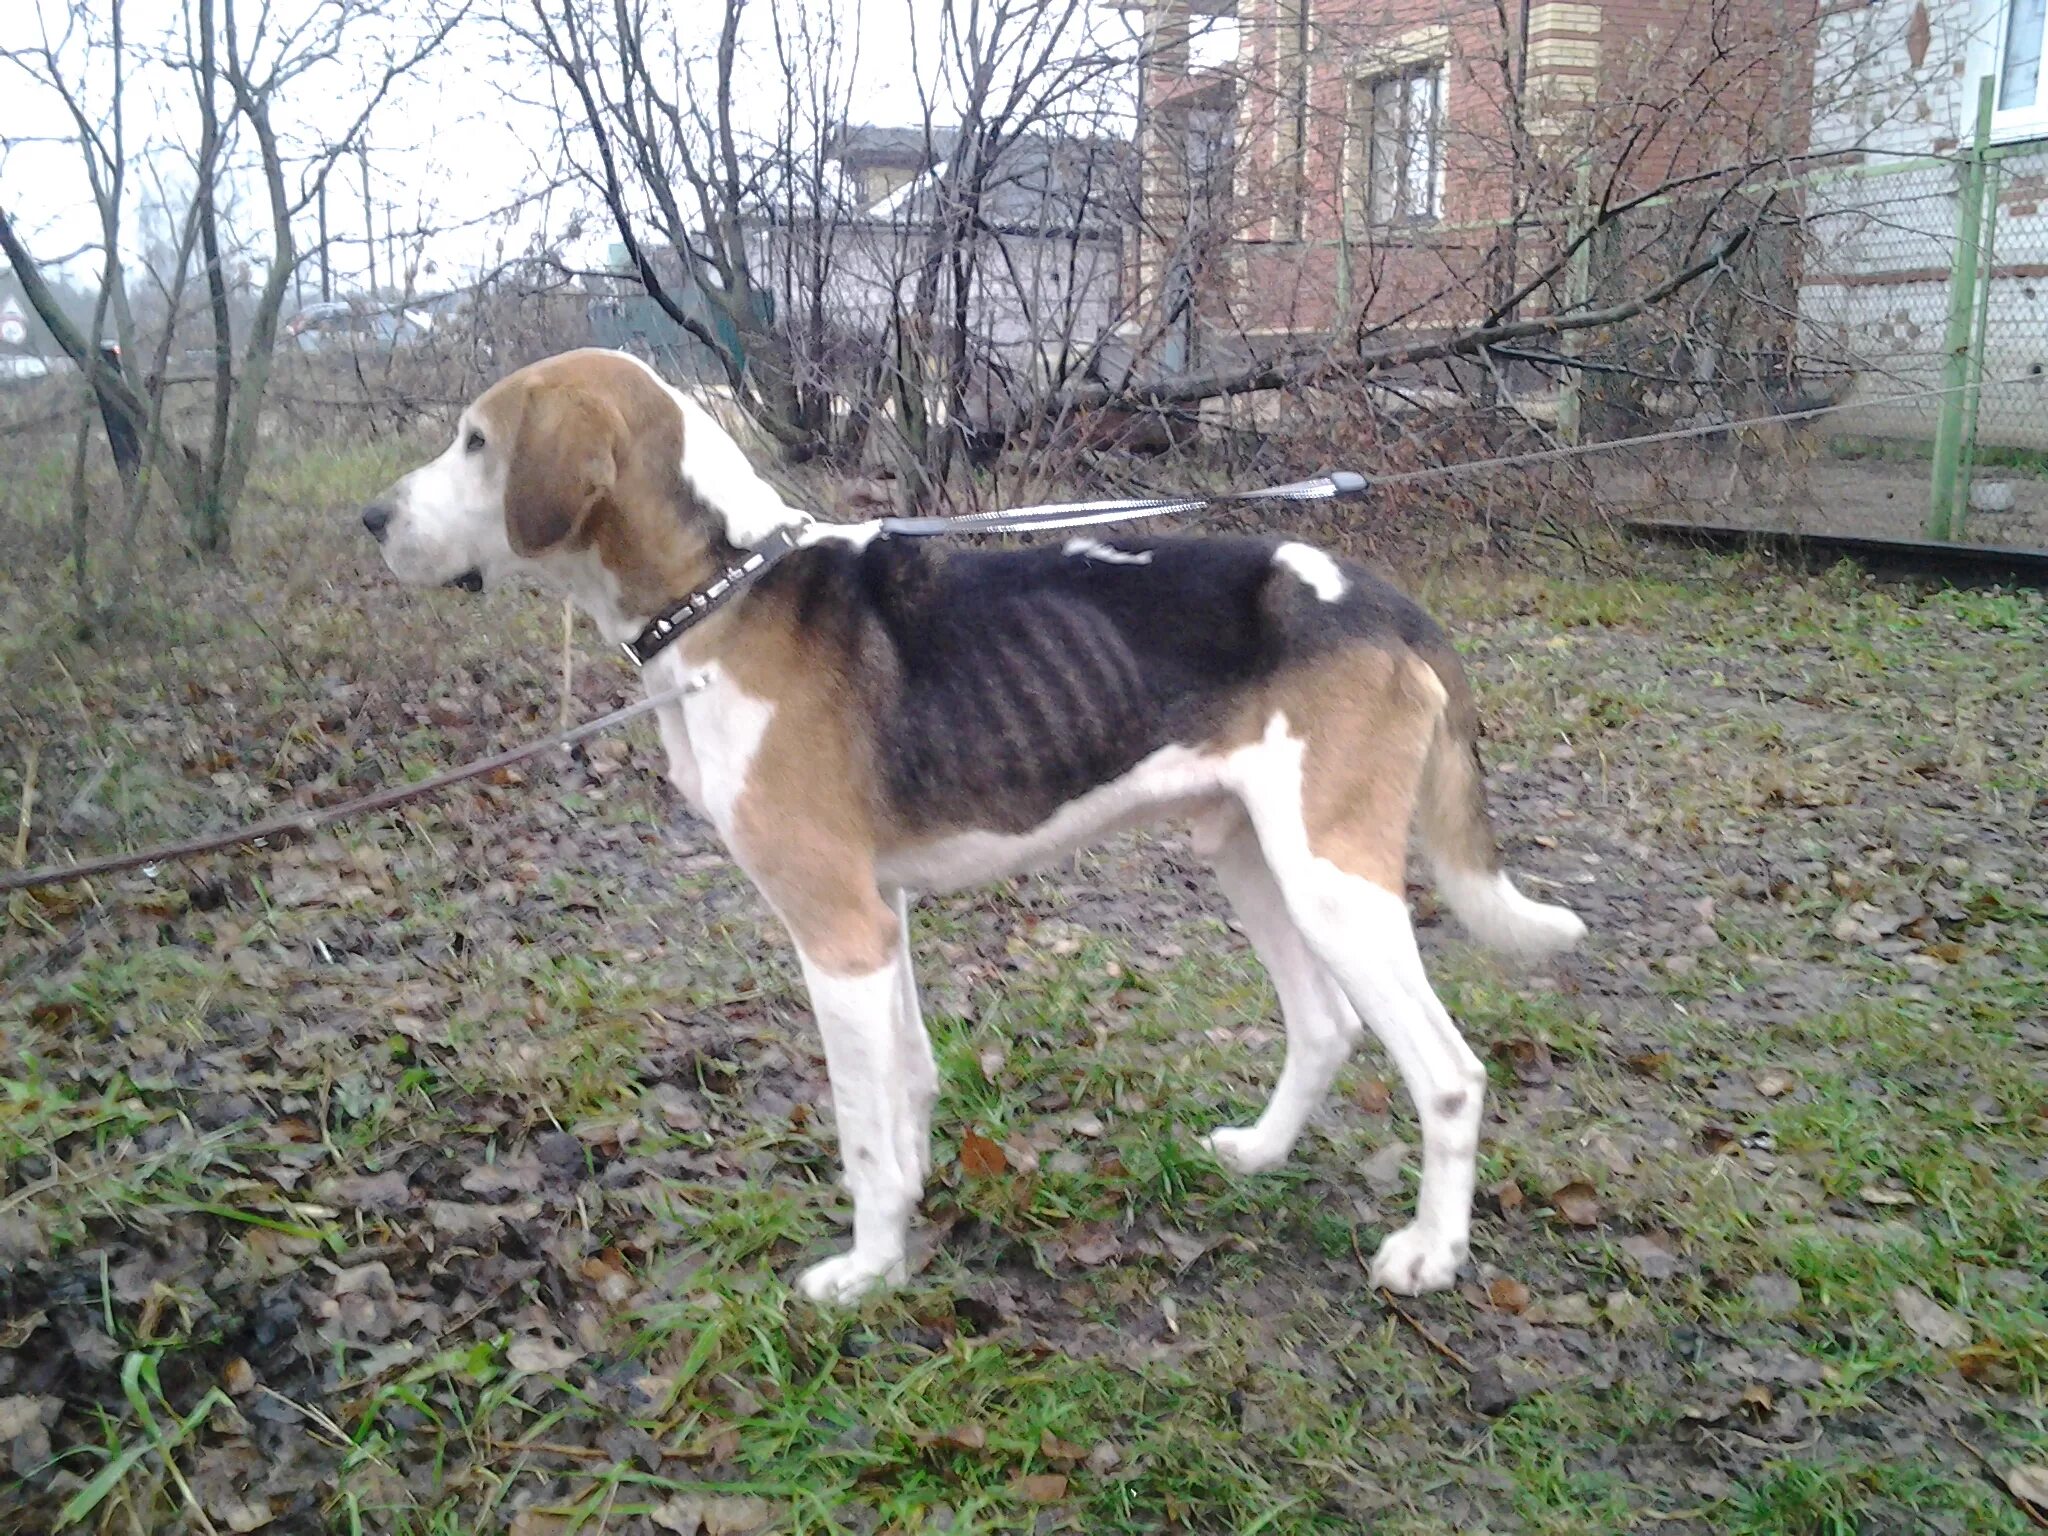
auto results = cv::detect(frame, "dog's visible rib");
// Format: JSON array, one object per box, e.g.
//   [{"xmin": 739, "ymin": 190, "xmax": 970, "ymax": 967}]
[{"xmin": 361, "ymin": 348, "xmax": 1588, "ymax": 1305}]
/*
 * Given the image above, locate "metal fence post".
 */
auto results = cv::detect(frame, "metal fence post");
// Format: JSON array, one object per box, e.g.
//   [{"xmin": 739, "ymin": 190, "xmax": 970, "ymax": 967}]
[
  {"xmin": 1556, "ymin": 160, "xmax": 1594, "ymax": 446},
  {"xmin": 1951, "ymin": 149, "xmax": 2004, "ymax": 541},
  {"xmin": 1929, "ymin": 76, "xmax": 1996, "ymax": 540}
]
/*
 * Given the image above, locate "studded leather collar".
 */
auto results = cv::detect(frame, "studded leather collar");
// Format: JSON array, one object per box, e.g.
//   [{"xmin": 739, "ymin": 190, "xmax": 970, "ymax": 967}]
[{"xmin": 619, "ymin": 525, "xmax": 805, "ymax": 667}]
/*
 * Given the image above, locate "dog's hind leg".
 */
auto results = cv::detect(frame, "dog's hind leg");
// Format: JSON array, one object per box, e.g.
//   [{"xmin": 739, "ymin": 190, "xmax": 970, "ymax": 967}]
[
  {"xmin": 1191, "ymin": 808, "xmax": 1362, "ymax": 1175},
  {"xmin": 1229, "ymin": 661, "xmax": 1491, "ymax": 1296},
  {"xmin": 889, "ymin": 888, "xmax": 940, "ymax": 1184}
]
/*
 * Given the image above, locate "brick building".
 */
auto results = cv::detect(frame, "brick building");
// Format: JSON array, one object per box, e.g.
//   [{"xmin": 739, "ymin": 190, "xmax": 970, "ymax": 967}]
[{"xmin": 1130, "ymin": 0, "xmax": 1817, "ymax": 380}]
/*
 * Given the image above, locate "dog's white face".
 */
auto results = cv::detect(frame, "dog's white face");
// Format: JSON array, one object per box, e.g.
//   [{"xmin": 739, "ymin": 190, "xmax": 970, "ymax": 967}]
[{"xmin": 366, "ymin": 405, "xmax": 519, "ymax": 593}]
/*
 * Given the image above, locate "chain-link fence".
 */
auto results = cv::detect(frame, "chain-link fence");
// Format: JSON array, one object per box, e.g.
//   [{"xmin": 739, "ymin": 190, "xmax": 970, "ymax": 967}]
[{"xmin": 1798, "ymin": 82, "xmax": 2048, "ymax": 544}]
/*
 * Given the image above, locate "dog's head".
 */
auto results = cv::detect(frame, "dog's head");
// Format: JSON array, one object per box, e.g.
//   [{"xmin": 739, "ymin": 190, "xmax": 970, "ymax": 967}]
[{"xmin": 361, "ymin": 349, "xmax": 799, "ymax": 632}]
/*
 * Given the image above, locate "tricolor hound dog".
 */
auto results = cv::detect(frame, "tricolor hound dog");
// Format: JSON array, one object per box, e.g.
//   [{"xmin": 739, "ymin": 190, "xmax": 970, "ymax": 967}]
[{"xmin": 361, "ymin": 349, "xmax": 1586, "ymax": 1304}]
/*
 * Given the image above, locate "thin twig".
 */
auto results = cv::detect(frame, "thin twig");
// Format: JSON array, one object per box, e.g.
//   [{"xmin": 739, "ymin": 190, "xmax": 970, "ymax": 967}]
[
  {"xmin": 1353, "ymin": 1225, "xmax": 1475, "ymax": 1373},
  {"xmin": 1378, "ymin": 1291, "xmax": 1476, "ymax": 1375},
  {"xmin": 1950, "ymin": 1427, "xmax": 2048, "ymax": 1532},
  {"xmin": 559, "ymin": 598, "xmax": 575, "ymax": 735},
  {"xmin": 12, "ymin": 744, "xmax": 36, "ymax": 869},
  {"xmin": 486, "ymin": 1437, "xmax": 613, "ymax": 1461}
]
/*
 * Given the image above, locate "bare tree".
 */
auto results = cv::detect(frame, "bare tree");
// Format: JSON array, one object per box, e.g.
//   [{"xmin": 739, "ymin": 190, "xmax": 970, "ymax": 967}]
[
  {"xmin": 512, "ymin": 0, "xmax": 1874, "ymax": 515},
  {"xmin": 0, "ymin": 0, "xmax": 466, "ymax": 567},
  {"xmin": 517, "ymin": 0, "xmax": 1150, "ymax": 499}
]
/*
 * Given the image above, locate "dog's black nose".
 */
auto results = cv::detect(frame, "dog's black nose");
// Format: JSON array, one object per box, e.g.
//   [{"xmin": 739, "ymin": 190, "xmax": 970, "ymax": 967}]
[{"xmin": 361, "ymin": 502, "xmax": 393, "ymax": 541}]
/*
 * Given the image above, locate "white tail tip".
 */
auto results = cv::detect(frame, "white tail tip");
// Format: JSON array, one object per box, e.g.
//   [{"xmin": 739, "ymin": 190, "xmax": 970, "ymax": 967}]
[{"xmin": 1434, "ymin": 867, "xmax": 1587, "ymax": 962}]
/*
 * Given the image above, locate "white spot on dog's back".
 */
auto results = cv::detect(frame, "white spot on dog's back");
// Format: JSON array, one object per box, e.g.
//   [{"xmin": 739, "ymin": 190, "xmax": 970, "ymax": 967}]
[
  {"xmin": 610, "ymin": 350, "xmax": 808, "ymax": 548},
  {"xmin": 803, "ymin": 520, "xmax": 885, "ymax": 553},
  {"xmin": 1064, "ymin": 538, "xmax": 1153, "ymax": 566},
  {"xmin": 1273, "ymin": 542, "xmax": 1348, "ymax": 602}
]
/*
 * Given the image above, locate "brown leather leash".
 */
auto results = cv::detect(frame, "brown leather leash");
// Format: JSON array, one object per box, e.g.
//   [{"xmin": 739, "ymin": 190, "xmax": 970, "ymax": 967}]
[{"xmin": 0, "ymin": 685, "xmax": 691, "ymax": 897}]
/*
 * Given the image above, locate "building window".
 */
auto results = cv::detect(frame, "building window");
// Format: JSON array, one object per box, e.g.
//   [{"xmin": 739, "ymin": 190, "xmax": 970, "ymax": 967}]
[
  {"xmin": 1359, "ymin": 64, "xmax": 1444, "ymax": 225},
  {"xmin": 1183, "ymin": 107, "xmax": 1235, "ymax": 227},
  {"xmin": 1993, "ymin": 0, "xmax": 2048, "ymax": 139}
]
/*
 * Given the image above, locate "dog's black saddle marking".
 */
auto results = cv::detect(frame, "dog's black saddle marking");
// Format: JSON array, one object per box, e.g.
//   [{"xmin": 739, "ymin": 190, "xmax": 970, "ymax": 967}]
[{"xmin": 762, "ymin": 534, "xmax": 1445, "ymax": 837}]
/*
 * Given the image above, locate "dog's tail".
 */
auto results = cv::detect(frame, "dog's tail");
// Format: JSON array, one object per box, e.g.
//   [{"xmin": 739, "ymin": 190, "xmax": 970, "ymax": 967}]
[{"xmin": 1414, "ymin": 645, "xmax": 1587, "ymax": 962}]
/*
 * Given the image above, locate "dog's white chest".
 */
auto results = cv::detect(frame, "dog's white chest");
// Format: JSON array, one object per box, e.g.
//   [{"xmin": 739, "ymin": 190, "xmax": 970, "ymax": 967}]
[{"xmin": 647, "ymin": 657, "xmax": 773, "ymax": 830}]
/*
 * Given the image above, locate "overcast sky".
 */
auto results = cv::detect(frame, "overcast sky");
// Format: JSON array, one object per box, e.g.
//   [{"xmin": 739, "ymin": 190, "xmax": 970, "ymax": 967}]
[{"xmin": 0, "ymin": 0, "xmax": 1148, "ymax": 298}]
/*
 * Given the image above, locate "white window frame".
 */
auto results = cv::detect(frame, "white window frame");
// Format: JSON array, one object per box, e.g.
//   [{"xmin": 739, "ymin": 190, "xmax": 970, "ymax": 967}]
[
  {"xmin": 1982, "ymin": 0, "xmax": 2048, "ymax": 143},
  {"xmin": 1350, "ymin": 61, "xmax": 1446, "ymax": 229}
]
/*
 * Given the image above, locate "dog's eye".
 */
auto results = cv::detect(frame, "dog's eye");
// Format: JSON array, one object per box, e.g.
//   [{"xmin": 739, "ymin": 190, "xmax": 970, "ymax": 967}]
[{"xmin": 464, "ymin": 430, "xmax": 486, "ymax": 454}]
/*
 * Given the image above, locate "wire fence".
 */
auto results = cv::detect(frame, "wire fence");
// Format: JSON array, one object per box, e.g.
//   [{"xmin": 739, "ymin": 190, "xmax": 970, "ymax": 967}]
[{"xmin": 1798, "ymin": 89, "xmax": 2048, "ymax": 542}]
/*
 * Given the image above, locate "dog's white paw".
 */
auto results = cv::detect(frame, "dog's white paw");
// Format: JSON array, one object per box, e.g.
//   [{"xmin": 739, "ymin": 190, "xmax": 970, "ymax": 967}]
[
  {"xmin": 794, "ymin": 1250, "xmax": 905, "ymax": 1306},
  {"xmin": 1368, "ymin": 1224, "xmax": 1465, "ymax": 1295},
  {"xmin": 1202, "ymin": 1125, "xmax": 1289, "ymax": 1176}
]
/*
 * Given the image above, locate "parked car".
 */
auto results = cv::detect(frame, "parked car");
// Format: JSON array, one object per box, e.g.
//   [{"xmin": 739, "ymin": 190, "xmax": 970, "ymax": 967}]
[{"xmin": 285, "ymin": 299, "xmax": 433, "ymax": 352}]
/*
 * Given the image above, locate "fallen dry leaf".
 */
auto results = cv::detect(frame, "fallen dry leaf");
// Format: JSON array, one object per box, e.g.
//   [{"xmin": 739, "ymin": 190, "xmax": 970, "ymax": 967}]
[
  {"xmin": 1606, "ymin": 1291, "xmax": 1652, "ymax": 1330},
  {"xmin": 702, "ymin": 1495, "xmax": 775, "ymax": 1534},
  {"xmin": 220, "ymin": 1499, "xmax": 275, "ymax": 1533},
  {"xmin": 1351, "ymin": 1077, "xmax": 1393, "ymax": 1114},
  {"xmin": 222, "ymin": 1357, "xmax": 256, "ymax": 1396},
  {"xmin": 1957, "ymin": 1343, "xmax": 2011, "ymax": 1384},
  {"xmin": 1550, "ymin": 1181, "xmax": 1602, "ymax": 1228},
  {"xmin": 1860, "ymin": 1184, "xmax": 1917, "ymax": 1207},
  {"xmin": 1737, "ymin": 1383, "xmax": 1775, "ymax": 1418},
  {"xmin": 1487, "ymin": 1276, "xmax": 1532, "ymax": 1314},
  {"xmin": 1754, "ymin": 1070, "xmax": 1797, "ymax": 1098},
  {"xmin": 1065, "ymin": 1223, "xmax": 1121, "ymax": 1267},
  {"xmin": 1086, "ymin": 1440, "xmax": 1123, "ymax": 1474},
  {"xmin": 959, "ymin": 1129, "xmax": 1009, "ymax": 1179},
  {"xmin": 1040, "ymin": 1429, "xmax": 1089, "ymax": 1462},
  {"xmin": 649, "ymin": 1496, "xmax": 702, "ymax": 1534},
  {"xmin": 1892, "ymin": 1285, "xmax": 1971, "ymax": 1350},
  {"xmin": 461, "ymin": 1156, "xmax": 543, "ymax": 1197},
  {"xmin": 315, "ymin": 1170, "xmax": 414, "ymax": 1213},
  {"xmin": 1493, "ymin": 1037, "xmax": 1555, "ymax": 1086},
  {"xmin": 506, "ymin": 1337, "xmax": 583, "ymax": 1375},
  {"xmin": 1492, "ymin": 1180, "xmax": 1526, "ymax": 1216},
  {"xmin": 2007, "ymin": 1465, "xmax": 2048, "ymax": 1509},
  {"xmin": 916, "ymin": 1421, "xmax": 988, "ymax": 1452},
  {"xmin": 1620, "ymin": 1233, "xmax": 1680, "ymax": 1281},
  {"xmin": 580, "ymin": 1251, "xmax": 637, "ymax": 1305},
  {"xmin": 1362, "ymin": 1139, "xmax": 1412, "ymax": 1191},
  {"xmin": 1014, "ymin": 1472, "xmax": 1070, "ymax": 1503},
  {"xmin": 427, "ymin": 1200, "xmax": 515, "ymax": 1236},
  {"xmin": 1155, "ymin": 1224, "xmax": 1214, "ymax": 1270},
  {"xmin": 0, "ymin": 1396, "xmax": 44, "ymax": 1439}
]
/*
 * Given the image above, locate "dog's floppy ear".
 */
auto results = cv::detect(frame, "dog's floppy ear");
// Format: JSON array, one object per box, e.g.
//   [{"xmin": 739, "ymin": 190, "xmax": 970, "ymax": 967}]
[{"xmin": 503, "ymin": 384, "xmax": 621, "ymax": 555}]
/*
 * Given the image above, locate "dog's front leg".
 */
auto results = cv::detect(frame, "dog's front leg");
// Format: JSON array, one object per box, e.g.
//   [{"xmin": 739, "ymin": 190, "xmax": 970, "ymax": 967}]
[{"xmin": 793, "ymin": 941, "xmax": 922, "ymax": 1304}]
